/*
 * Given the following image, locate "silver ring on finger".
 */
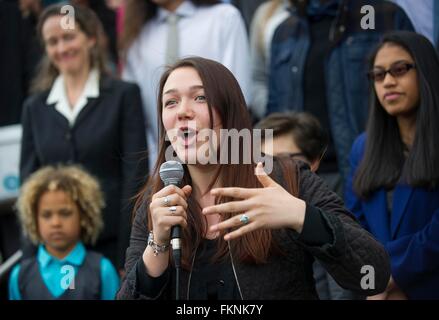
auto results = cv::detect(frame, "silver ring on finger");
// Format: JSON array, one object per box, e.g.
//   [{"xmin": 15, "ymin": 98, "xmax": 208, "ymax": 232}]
[
  {"xmin": 169, "ymin": 206, "xmax": 177, "ymax": 214},
  {"xmin": 163, "ymin": 196, "xmax": 170, "ymax": 206},
  {"xmin": 239, "ymin": 214, "xmax": 250, "ymax": 225}
]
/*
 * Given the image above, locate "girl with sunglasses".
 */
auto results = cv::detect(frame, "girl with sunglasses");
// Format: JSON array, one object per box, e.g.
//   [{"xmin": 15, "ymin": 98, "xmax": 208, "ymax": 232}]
[{"xmin": 345, "ymin": 31, "xmax": 439, "ymax": 299}]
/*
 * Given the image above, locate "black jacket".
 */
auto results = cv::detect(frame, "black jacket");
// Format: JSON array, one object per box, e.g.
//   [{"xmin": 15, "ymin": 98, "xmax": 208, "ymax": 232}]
[
  {"xmin": 0, "ymin": 0, "xmax": 38, "ymax": 126},
  {"xmin": 20, "ymin": 76, "xmax": 148, "ymax": 268},
  {"xmin": 117, "ymin": 160, "xmax": 390, "ymax": 299}
]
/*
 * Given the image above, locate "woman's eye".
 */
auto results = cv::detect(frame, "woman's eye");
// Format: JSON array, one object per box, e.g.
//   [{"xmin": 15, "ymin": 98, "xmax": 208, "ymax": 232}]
[
  {"xmin": 164, "ymin": 100, "xmax": 177, "ymax": 107},
  {"xmin": 195, "ymin": 95, "xmax": 206, "ymax": 102},
  {"xmin": 46, "ymin": 38, "xmax": 57, "ymax": 47}
]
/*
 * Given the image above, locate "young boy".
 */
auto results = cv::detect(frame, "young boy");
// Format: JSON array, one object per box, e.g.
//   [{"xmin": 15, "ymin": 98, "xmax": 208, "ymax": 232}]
[
  {"xmin": 255, "ymin": 111, "xmax": 327, "ymax": 172},
  {"xmin": 255, "ymin": 111, "xmax": 358, "ymax": 300},
  {"xmin": 9, "ymin": 166, "xmax": 119, "ymax": 299}
]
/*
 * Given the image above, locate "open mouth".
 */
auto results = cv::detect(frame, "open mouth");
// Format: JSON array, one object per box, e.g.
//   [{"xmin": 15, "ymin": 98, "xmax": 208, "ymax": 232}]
[{"xmin": 178, "ymin": 127, "xmax": 198, "ymax": 147}]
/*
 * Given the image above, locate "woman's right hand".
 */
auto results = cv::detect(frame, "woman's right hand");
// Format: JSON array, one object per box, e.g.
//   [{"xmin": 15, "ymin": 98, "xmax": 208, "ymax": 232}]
[{"xmin": 149, "ymin": 185, "xmax": 192, "ymax": 245}]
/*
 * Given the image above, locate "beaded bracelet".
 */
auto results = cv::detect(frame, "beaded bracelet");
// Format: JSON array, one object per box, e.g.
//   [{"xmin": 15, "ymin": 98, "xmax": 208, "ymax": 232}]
[{"xmin": 148, "ymin": 232, "xmax": 170, "ymax": 256}]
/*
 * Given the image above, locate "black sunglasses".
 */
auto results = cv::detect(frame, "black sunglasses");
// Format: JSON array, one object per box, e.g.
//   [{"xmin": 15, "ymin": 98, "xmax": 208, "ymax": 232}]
[{"xmin": 368, "ymin": 62, "xmax": 416, "ymax": 82}]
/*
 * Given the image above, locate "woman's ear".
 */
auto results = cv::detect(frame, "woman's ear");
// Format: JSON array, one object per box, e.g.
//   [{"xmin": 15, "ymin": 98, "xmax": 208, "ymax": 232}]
[
  {"xmin": 310, "ymin": 159, "xmax": 321, "ymax": 173},
  {"xmin": 88, "ymin": 37, "xmax": 97, "ymax": 50}
]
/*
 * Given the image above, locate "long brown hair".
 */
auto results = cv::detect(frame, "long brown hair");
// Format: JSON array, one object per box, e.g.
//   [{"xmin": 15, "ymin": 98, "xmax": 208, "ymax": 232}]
[
  {"xmin": 31, "ymin": 3, "xmax": 110, "ymax": 93},
  {"xmin": 134, "ymin": 57, "xmax": 299, "ymax": 269},
  {"xmin": 121, "ymin": 0, "xmax": 220, "ymax": 55}
]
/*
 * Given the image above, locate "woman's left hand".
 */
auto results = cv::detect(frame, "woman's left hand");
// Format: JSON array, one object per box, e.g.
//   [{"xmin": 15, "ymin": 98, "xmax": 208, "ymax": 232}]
[
  {"xmin": 366, "ymin": 276, "xmax": 408, "ymax": 300},
  {"xmin": 202, "ymin": 162, "xmax": 306, "ymax": 240}
]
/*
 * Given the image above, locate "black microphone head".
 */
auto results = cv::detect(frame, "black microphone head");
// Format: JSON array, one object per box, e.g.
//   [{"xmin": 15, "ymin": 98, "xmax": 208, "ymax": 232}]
[{"xmin": 159, "ymin": 161, "xmax": 184, "ymax": 186}]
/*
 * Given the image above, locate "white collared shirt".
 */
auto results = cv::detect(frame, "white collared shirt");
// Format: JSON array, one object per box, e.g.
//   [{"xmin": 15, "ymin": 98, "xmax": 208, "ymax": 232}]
[
  {"xmin": 122, "ymin": 1, "xmax": 251, "ymax": 166},
  {"xmin": 46, "ymin": 69, "xmax": 100, "ymax": 126}
]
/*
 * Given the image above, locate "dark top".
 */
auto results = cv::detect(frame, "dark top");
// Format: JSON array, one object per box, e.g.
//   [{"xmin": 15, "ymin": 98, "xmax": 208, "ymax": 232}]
[
  {"xmin": 19, "ymin": 76, "xmax": 148, "ymax": 268},
  {"xmin": 385, "ymin": 147, "xmax": 409, "ymax": 214},
  {"xmin": 18, "ymin": 251, "xmax": 102, "ymax": 300},
  {"xmin": 303, "ymin": 14, "xmax": 338, "ymax": 174},
  {"xmin": 117, "ymin": 159, "xmax": 391, "ymax": 300},
  {"xmin": 136, "ymin": 204, "xmax": 333, "ymax": 299},
  {"xmin": 0, "ymin": 1, "xmax": 37, "ymax": 126},
  {"xmin": 182, "ymin": 239, "xmax": 240, "ymax": 300},
  {"xmin": 88, "ymin": 1, "xmax": 118, "ymax": 65}
]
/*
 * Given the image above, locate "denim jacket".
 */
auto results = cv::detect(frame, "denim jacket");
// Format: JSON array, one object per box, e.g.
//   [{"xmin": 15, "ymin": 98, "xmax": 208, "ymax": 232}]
[{"xmin": 267, "ymin": 0, "xmax": 414, "ymax": 180}]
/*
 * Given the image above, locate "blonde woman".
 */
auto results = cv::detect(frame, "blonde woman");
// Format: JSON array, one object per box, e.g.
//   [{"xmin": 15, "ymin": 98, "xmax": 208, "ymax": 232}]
[{"xmin": 9, "ymin": 166, "xmax": 119, "ymax": 300}]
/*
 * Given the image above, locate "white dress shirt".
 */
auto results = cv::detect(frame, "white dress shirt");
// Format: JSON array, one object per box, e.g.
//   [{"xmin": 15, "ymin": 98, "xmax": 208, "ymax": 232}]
[
  {"xmin": 46, "ymin": 69, "xmax": 100, "ymax": 126},
  {"xmin": 122, "ymin": 1, "xmax": 251, "ymax": 167}
]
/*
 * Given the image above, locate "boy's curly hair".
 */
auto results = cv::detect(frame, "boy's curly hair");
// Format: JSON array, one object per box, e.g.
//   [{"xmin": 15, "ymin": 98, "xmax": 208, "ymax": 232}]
[{"xmin": 16, "ymin": 165, "xmax": 105, "ymax": 245}]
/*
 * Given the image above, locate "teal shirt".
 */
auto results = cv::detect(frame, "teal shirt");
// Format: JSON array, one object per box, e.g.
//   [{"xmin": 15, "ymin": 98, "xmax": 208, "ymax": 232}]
[{"xmin": 8, "ymin": 242, "xmax": 119, "ymax": 300}]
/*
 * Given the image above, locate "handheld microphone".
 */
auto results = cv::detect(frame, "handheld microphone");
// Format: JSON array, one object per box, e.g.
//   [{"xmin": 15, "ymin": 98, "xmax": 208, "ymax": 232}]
[{"xmin": 159, "ymin": 161, "xmax": 184, "ymax": 268}]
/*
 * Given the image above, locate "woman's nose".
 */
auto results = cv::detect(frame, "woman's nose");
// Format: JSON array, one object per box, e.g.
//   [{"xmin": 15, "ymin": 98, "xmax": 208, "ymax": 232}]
[
  {"xmin": 383, "ymin": 72, "xmax": 397, "ymax": 87},
  {"xmin": 55, "ymin": 40, "xmax": 68, "ymax": 55},
  {"xmin": 177, "ymin": 99, "xmax": 194, "ymax": 119}
]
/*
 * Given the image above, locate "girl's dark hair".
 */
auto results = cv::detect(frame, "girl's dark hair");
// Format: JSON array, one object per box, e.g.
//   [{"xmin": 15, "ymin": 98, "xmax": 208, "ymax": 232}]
[
  {"xmin": 354, "ymin": 31, "xmax": 439, "ymax": 198},
  {"xmin": 121, "ymin": 0, "xmax": 220, "ymax": 53},
  {"xmin": 134, "ymin": 57, "xmax": 299, "ymax": 268}
]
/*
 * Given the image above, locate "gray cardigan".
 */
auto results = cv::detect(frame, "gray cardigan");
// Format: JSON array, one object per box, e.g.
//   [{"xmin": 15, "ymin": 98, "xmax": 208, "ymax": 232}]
[{"xmin": 117, "ymin": 160, "xmax": 390, "ymax": 300}]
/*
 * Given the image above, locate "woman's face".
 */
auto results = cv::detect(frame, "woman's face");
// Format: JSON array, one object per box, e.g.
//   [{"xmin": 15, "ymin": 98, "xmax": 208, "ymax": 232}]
[
  {"xmin": 42, "ymin": 15, "xmax": 95, "ymax": 76},
  {"xmin": 162, "ymin": 67, "xmax": 222, "ymax": 164},
  {"xmin": 37, "ymin": 190, "xmax": 82, "ymax": 258},
  {"xmin": 373, "ymin": 44, "xmax": 419, "ymax": 118}
]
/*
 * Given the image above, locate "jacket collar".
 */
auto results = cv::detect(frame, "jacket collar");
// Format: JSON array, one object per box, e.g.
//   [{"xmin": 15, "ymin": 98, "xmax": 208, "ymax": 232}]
[
  {"xmin": 365, "ymin": 185, "xmax": 414, "ymax": 240},
  {"xmin": 390, "ymin": 184, "xmax": 414, "ymax": 238},
  {"xmin": 46, "ymin": 69, "xmax": 100, "ymax": 105},
  {"xmin": 157, "ymin": 0, "xmax": 196, "ymax": 23},
  {"xmin": 46, "ymin": 69, "xmax": 100, "ymax": 126}
]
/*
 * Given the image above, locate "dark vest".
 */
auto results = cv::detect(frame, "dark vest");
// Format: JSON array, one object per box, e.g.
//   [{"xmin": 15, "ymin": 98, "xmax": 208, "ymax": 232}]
[{"xmin": 18, "ymin": 251, "xmax": 102, "ymax": 300}]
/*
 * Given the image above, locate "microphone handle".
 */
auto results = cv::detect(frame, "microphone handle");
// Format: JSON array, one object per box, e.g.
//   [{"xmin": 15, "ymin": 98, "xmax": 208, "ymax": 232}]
[
  {"xmin": 171, "ymin": 225, "xmax": 181, "ymax": 240},
  {"xmin": 160, "ymin": 166, "xmax": 184, "ymax": 300},
  {"xmin": 165, "ymin": 181, "xmax": 183, "ymax": 242}
]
